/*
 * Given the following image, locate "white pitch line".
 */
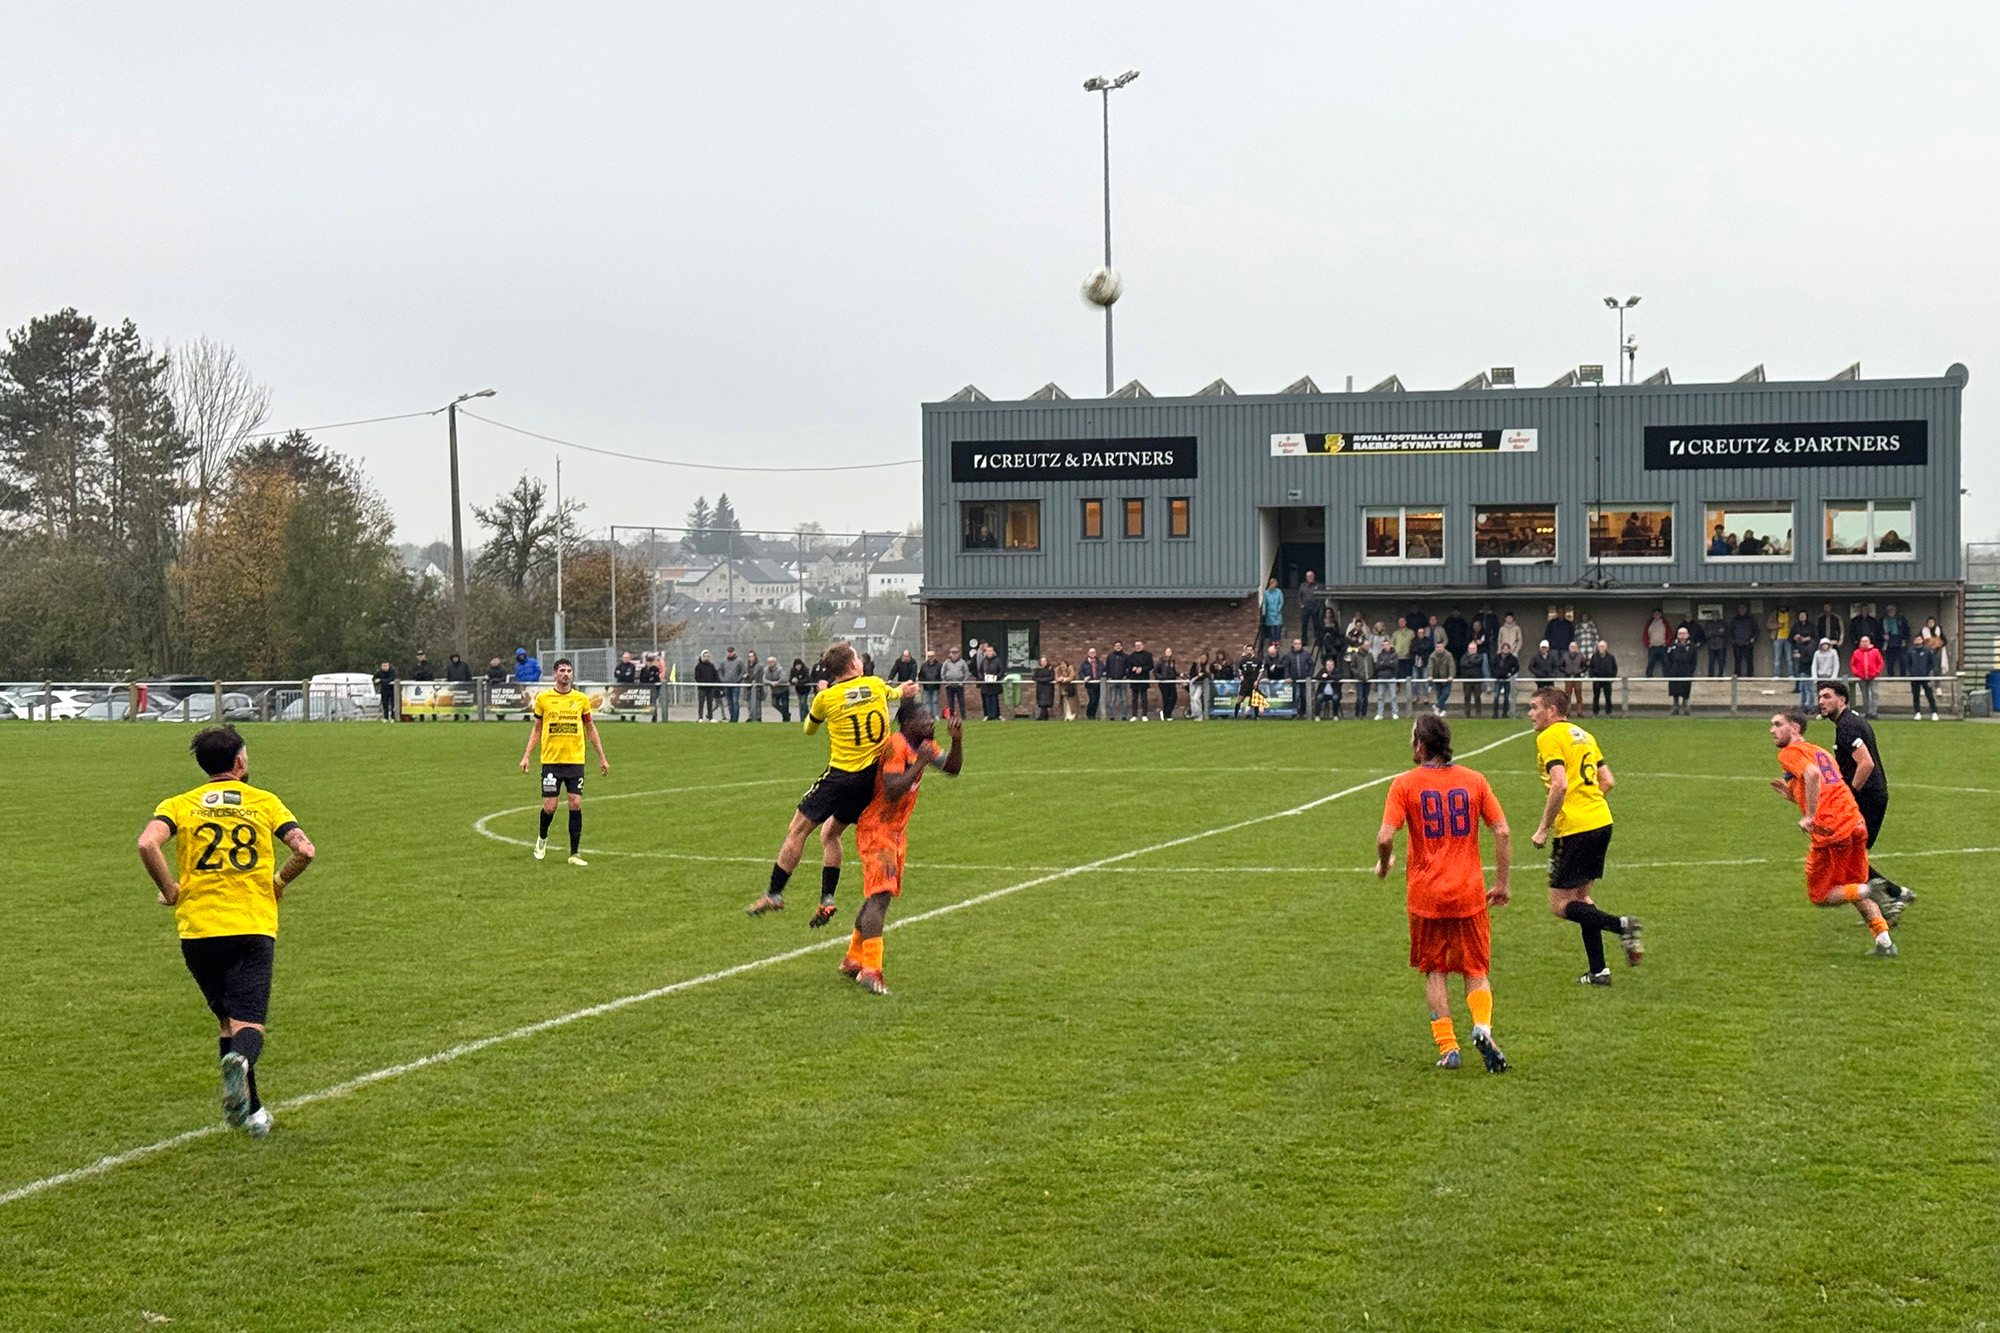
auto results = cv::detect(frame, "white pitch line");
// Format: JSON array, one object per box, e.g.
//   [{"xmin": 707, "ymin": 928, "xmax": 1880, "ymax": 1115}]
[{"xmin": 0, "ymin": 731, "xmax": 1533, "ymax": 1209}]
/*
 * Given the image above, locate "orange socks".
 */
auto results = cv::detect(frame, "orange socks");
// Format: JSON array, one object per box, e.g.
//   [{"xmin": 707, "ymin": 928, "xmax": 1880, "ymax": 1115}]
[
  {"xmin": 1467, "ymin": 988, "xmax": 1493, "ymax": 1031},
  {"xmin": 1429, "ymin": 1015, "xmax": 1458, "ymax": 1055},
  {"xmin": 859, "ymin": 936, "xmax": 884, "ymax": 971},
  {"xmin": 845, "ymin": 929, "xmax": 863, "ymax": 966}
]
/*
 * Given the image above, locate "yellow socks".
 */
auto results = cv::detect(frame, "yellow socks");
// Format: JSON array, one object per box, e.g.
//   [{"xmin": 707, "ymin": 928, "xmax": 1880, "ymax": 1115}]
[
  {"xmin": 859, "ymin": 936, "xmax": 885, "ymax": 971},
  {"xmin": 1467, "ymin": 988, "xmax": 1493, "ymax": 1031},
  {"xmin": 1429, "ymin": 1015, "xmax": 1458, "ymax": 1055}
]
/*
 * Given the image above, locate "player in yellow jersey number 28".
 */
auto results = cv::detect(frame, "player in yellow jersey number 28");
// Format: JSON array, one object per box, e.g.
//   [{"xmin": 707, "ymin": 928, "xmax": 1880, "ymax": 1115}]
[
  {"xmin": 136, "ymin": 725, "xmax": 317, "ymax": 1138},
  {"xmin": 747, "ymin": 641, "xmax": 916, "ymax": 927}
]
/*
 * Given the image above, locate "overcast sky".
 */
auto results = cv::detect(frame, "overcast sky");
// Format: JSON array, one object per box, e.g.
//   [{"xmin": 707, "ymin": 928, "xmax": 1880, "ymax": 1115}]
[{"xmin": 3, "ymin": 2, "xmax": 1993, "ymax": 546}]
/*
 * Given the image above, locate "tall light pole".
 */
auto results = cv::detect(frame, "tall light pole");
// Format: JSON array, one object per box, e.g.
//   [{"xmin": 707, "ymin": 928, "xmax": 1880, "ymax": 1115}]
[
  {"xmin": 1603, "ymin": 296, "xmax": 1640, "ymax": 384},
  {"xmin": 1084, "ymin": 69, "xmax": 1139, "ymax": 395},
  {"xmin": 445, "ymin": 389, "xmax": 495, "ymax": 665}
]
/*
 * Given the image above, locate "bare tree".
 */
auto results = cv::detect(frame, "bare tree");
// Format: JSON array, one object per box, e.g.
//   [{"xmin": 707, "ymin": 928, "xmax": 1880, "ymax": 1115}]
[{"xmin": 167, "ymin": 336, "xmax": 270, "ymax": 518}]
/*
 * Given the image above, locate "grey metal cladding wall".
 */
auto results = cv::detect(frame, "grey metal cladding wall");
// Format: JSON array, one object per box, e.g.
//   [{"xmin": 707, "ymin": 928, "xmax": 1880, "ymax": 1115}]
[{"xmin": 923, "ymin": 370, "xmax": 1963, "ymax": 596}]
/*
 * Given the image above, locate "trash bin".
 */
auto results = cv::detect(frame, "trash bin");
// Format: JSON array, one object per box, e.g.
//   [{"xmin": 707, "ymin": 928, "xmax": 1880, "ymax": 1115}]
[
  {"xmin": 1987, "ymin": 669, "xmax": 2000, "ymax": 700},
  {"xmin": 1971, "ymin": 687, "xmax": 1993, "ymax": 719}
]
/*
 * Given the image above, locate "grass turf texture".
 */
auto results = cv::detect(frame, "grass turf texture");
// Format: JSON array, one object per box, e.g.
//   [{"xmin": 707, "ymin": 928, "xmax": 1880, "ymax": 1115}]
[{"xmin": 0, "ymin": 717, "xmax": 1994, "ymax": 1331}]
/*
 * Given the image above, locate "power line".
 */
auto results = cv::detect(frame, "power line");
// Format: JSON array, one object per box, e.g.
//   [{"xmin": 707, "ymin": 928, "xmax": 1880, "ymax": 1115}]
[
  {"xmin": 457, "ymin": 410, "xmax": 921, "ymax": 474},
  {"xmin": 237, "ymin": 409, "xmax": 441, "ymax": 442}
]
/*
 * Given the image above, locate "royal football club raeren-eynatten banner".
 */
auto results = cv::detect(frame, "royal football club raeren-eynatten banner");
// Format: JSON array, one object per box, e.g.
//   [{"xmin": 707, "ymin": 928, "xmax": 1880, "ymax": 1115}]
[
  {"xmin": 951, "ymin": 438, "xmax": 1198, "ymax": 483},
  {"xmin": 1270, "ymin": 429, "xmax": 1538, "ymax": 456},
  {"xmin": 1643, "ymin": 420, "xmax": 1928, "ymax": 470}
]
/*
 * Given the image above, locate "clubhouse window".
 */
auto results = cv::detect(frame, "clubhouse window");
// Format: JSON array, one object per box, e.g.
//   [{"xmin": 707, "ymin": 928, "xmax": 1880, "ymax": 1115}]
[
  {"xmin": 1081, "ymin": 499, "xmax": 1104, "ymax": 540},
  {"xmin": 1363, "ymin": 507, "xmax": 1444, "ymax": 564},
  {"xmin": 1168, "ymin": 497, "xmax": 1191, "ymax": 539},
  {"xmin": 1474, "ymin": 505, "xmax": 1557, "ymax": 562},
  {"xmin": 1825, "ymin": 500, "xmax": 1914, "ymax": 559},
  {"xmin": 1703, "ymin": 503, "xmax": 1794, "ymax": 560},
  {"xmin": 960, "ymin": 500, "xmax": 1040, "ymax": 552},
  {"xmin": 1123, "ymin": 498, "xmax": 1145, "ymax": 539},
  {"xmin": 1589, "ymin": 506, "xmax": 1673, "ymax": 561}
]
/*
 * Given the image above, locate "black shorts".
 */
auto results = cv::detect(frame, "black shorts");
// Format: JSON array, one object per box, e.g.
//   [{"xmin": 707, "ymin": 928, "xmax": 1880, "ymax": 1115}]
[
  {"xmin": 798, "ymin": 763, "xmax": 878, "ymax": 827},
  {"xmin": 541, "ymin": 764, "xmax": 585, "ymax": 796},
  {"xmin": 181, "ymin": 934, "xmax": 275, "ymax": 1025},
  {"xmin": 1549, "ymin": 824, "xmax": 1613, "ymax": 891},
  {"xmin": 1855, "ymin": 785, "xmax": 1888, "ymax": 848}
]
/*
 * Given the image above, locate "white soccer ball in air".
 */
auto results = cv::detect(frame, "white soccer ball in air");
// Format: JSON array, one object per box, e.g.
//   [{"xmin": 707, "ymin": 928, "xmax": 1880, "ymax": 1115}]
[{"xmin": 1081, "ymin": 266, "xmax": 1124, "ymax": 307}]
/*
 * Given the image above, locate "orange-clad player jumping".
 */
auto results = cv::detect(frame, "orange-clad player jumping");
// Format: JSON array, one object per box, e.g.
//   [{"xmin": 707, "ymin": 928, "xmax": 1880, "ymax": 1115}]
[
  {"xmin": 1767, "ymin": 708, "xmax": 1898, "ymax": 957},
  {"xmin": 1375, "ymin": 714, "xmax": 1514, "ymax": 1072},
  {"xmin": 840, "ymin": 699, "xmax": 964, "ymax": 995}
]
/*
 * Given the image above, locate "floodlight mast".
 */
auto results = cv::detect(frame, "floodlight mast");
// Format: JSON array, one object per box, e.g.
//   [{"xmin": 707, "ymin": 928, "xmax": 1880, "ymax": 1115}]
[
  {"xmin": 1602, "ymin": 295, "xmax": 1641, "ymax": 383},
  {"xmin": 1083, "ymin": 69, "xmax": 1139, "ymax": 394}
]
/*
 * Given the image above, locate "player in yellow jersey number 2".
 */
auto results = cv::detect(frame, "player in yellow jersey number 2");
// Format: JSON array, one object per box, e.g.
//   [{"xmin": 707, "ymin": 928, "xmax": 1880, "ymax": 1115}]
[
  {"xmin": 136, "ymin": 725, "xmax": 316, "ymax": 1138},
  {"xmin": 519, "ymin": 657, "xmax": 610, "ymax": 866},
  {"xmin": 747, "ymin": 640, "xmax": 916, "ymax": 927}
]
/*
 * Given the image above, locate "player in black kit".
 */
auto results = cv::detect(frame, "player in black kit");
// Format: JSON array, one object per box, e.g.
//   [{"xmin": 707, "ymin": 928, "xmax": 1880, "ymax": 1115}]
[{"xmin": 1817, "ymin": 681, "xmax": 1915, "ymax": 923}]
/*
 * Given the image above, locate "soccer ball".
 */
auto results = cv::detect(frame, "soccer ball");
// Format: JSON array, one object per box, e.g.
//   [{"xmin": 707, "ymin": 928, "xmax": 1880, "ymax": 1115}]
[{"xmin": 1081, "ymin": 266, "xmax": 1124, "ymax": 307}]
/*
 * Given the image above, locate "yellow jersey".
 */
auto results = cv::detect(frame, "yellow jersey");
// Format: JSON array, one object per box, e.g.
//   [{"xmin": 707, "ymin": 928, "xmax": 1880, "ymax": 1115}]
[
  {"xmin": 534, "ymin": 687, "xmax": 592, "ymax": 764},
  {"xmin": 806, "ymin": 674, "xmax": 895, "ymax": 771},
  {"xmin": 151, "ymin": 781, "xmax": 300, "ymax": 939},
  {"xmin": 1536, "ymin": 721, "xmax": 1613, "ymax": 836}
]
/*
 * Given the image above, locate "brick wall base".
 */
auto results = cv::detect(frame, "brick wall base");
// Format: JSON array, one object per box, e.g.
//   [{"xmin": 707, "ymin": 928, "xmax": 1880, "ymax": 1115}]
[{"xmin": 924, "ymin": 597, "xmax": 1261, "ymax": 667}]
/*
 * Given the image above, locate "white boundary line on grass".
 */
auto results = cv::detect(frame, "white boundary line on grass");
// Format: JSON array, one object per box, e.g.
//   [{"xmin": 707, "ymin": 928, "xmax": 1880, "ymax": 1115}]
[{"xmin": 0, "ymin": 732, "xmax": 1535, "ymax": 1208}]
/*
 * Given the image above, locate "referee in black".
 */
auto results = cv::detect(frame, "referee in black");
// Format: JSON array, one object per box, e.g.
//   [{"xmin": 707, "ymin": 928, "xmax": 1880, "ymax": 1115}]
[{"xmin": 1817, "ymin": 681, "xmax": 1915, "ymax": 922}]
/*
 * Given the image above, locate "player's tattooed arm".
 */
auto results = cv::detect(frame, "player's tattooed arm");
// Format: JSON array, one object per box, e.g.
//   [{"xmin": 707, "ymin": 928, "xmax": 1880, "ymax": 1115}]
[
  {"xmin": 1797, "ymin": 764, "xmax": 1822, "ymax": 833},
  {"xmin": 275, "ymin": 826, "xmax": 317, "ymax": 897},
  {"xmin": 939, "ymin": 716, "xmax": 964, "ymax": 775},
  {"xmin": 584, "ymin": 713, "xmax": 610, "ymax": 774},
  {"xmin": 137, "ymin": 817, "xmax": 179, "ymax": 906},
  {"xmin": 519, "ymin": 719, "xmax": 542, "ymax": 771}
]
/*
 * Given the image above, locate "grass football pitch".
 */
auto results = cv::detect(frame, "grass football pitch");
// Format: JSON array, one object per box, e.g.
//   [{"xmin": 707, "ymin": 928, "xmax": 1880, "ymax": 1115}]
[{"xmin": 1, "ymin": 715, "xmax": 1994, "ymax": 1331}]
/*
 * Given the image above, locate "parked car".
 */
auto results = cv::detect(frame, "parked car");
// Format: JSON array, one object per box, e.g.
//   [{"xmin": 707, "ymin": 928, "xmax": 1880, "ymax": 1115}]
[
  {"xmin": 77, "ymin": 698, "xmax": 163, "ymax": 722},
  {"xmin": 0, "ymin": 689, "xmax": 100, "ymax": 720},
  {"xmin": 280, "ymin": 691, "xmax": 366, "ymax": 721},
  {"xmin": 146, "ymin": 692, "xmax": 258, "ymax": 722}
]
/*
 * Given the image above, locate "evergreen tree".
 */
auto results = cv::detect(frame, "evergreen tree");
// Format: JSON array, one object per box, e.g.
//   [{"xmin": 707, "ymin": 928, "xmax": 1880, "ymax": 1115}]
[{"xmin": 685, "ymin": 495, "xmax": 714, "ymax": 554}]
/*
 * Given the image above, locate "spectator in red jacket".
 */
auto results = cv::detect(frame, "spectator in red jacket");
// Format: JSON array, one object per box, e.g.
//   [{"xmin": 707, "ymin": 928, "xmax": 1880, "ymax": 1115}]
[{"xmin": 1849, "ymin": 635, "xmax": 1884, "ymax": 720}]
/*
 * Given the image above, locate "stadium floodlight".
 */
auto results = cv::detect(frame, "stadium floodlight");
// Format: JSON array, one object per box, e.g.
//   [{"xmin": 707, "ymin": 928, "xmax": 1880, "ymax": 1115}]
[
  {"xmin": 1602, "ymin": 296, "xmax": 1642, "ymax": 382},
  {"xmin": 446, "ymin": 388, "xmax": 499, "ymax": 665},
  {"xmin": 1084, "ymin": 69, "xmax": 1142, "ymax": 394},
  {"xmin": 1578, "ymin": 364, "xmax": 1605, "ymax": 384}
]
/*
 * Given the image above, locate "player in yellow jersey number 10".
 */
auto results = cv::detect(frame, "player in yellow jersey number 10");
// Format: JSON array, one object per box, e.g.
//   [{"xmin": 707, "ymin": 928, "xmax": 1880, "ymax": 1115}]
[{"xmin": 747, "ymin": 641, "xmax": 917, "ymax": 926}]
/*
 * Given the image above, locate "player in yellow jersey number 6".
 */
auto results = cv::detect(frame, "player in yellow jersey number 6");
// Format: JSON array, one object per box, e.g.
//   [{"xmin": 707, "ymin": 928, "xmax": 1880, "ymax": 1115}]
[
  {"xmin": 747, "ymin": 641, "xmax": 916, "ymax": 927},
  {"xmin": 519, "ymin": 658, "xmax": 610, "ymax": 866}
]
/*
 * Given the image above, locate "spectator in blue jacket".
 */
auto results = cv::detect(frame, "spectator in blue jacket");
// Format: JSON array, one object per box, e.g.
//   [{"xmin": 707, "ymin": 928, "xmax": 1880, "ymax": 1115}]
[
  {"xmin": 512, "ymin": 648, "xmax": 542, "ymax": 683},
  {"xmin": 1256, "ymin": 577, "xmax": 1285, "ymax": 657}
]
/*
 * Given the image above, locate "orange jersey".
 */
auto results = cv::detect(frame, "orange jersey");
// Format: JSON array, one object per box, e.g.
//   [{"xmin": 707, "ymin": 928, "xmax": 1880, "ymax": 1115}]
[
  {"xmin": 1382, "ymin": 763, "xmax": 1504, "ymax": 918},
  {"xmin": 856, "ymin": 733, "xmax": 940, "ymax": 894},
  {"xmin": 1777, "ymin": 740, "xmax": 1866, "ymax": 845}
]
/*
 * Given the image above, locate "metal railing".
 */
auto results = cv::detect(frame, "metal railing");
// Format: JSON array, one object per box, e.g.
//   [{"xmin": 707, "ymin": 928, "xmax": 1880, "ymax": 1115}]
[{"xmin": 0, "ymin": 672, "xmax": 1974, "ymax": 723}]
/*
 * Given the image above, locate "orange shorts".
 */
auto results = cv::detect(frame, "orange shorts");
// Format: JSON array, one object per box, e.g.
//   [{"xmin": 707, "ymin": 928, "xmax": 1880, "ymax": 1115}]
[
  {"xmin": 857, "ymin": 831, "xmax": 906, "ymax": 897},
  {"xmin": 1408, "ymin": 911, "xmax": 1491, "ymax": 976},
  {"xmin": 1805, "ymin": 837, "xmax": 1870, "ymax": 904}
]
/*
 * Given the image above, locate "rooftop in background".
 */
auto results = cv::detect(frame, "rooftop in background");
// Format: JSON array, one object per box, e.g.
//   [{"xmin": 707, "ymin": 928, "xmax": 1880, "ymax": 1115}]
[{"xmin": 937, "ymin": 363, "xmax": 1967, "ymax": 404}]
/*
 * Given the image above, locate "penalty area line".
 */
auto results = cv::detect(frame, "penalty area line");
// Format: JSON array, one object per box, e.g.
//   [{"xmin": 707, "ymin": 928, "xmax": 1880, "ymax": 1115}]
[{"xmin": 0, "ymin": 730, "xmax": 1531, "ymax": 1209}]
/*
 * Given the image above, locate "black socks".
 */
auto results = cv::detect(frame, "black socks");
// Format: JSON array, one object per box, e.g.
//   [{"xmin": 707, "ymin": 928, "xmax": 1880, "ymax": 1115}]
[
  {"xmin": 768, "ymin": 864, "xmax": 791, "ymax": 901},
  {"xmin": 568, "ymin": 808, "xmax": 582, "ymax": 855},
  {"xmin": 229, "ymin": 1028, "xmax": 265, "ymax": 1113},
  {"xmin": 538, "ymin": 809, "xmax": 554, "ymax": 839},
  {"xmin": 1564, "ymin": 900, "xmax": 1624, "ymax": 973},
  {"xmin": 821, "ymin": 864, "xmax": 841, "ymax": 900}
]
